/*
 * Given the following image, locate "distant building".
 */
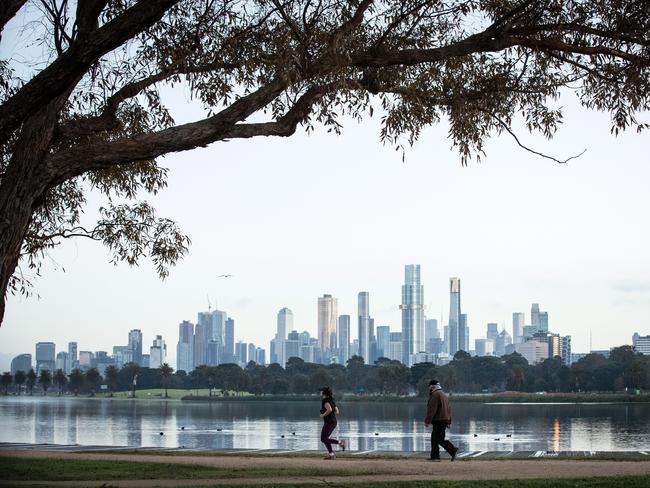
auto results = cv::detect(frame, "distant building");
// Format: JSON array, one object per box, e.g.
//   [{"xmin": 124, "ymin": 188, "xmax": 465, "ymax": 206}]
[
  {"xmin": 538, "ymin": 312, "xmax": 549, "ymax": 332},
  {"xmin": 495, "ymin": 330, "xmax": 512, "ymax": 356},
  {"xmin": 512, "ymin": 313, "xmax": 525, "ymax": 344},
  {"xmin": 318, "ymin": 294, "xmax": 338, "ymax": 362},
  {"xmin": 68, "ymin": 342, "xmax": 78, "ymax": 371},
  {"xmin": 300, "ymin": 344, "xmax": 315, "ymax": 363},
  {"xmin": 337, "ymin": 315, "xmax": 351, "ymax": 364},
  {"xmin": 387, "ymin": 332, "xmax": 403, "ymax": 362},
  {"xmin": 531, "ymin": 303, "xmax": 540, "ymax": 329},
  {"xmin": 112, "ymin": 346, "xmax": 132, "ymax": 368},
  {"xmin": 376, "ymin": 325, "xmax": 390, "ymax": 359},
  {"xmin": 475, "ymin": 338, "xmax": 495, "ymax": 357},
  {"xmin": 141, "ymin": 354, "xmax": 150, "ymax": 368},
  {"xmin": 55, "ymin": 351, "xmax": 69, "ymax": 372},
  {"xmin": 224, "ymin": 318, "xmax": 235, "ymax": 363},
  {"xmin": 277, "ymin": 308, "xmax": 293, "ymax": 341},
  {"xmin": 149, "ymin": 335, "xmax": 167, "ymax": 368},
  {"xmin": 78, "ymin": 351, "xmax": 93, "ymax": 370},
  {"xmin": 128, "ymin": 329, "xmax": 143, "ymax": 366},
  {"xmin": 424, "ymin": 319, "xmax": 439, "ymax": 353},
  {"xmin": 94, "ymin": 351, "xmax": 114, "ymax": 377},
  {"xmin": 177, "ymin": 320, "xmax": 194, "ymax": 373},
  {"xmin": 401, "ymin": 265, "xmax": 425, "ymax": 365},
  {"xmin": 447, "ymin": 277, "xmax": 461, "ymax": 357},
  {"xmin": 11, "ymin": 354, "xmax": 31, "ymax": 375},
  {"xmin": 486, "ymin": 323, "xmax": 499, "ymax": 342},
  {"xmin": 633, "ymin": 333, "xmax": 650, "ymax": 355},
  {"xmin": 358, "ymin": 292, "xmax": 371, "ymax": 363},
  {"xmin": 235, "ymin": 341, "xmax": 248, "ymax": 365},
  {"xmin": 514, "ymin": 341, "xmax": 549, "ymax": 365},
  {"xmin": 35, "ymin": 342, "xmax": 55, "ymax": 374},
  {"xmin": 590, "ymin": 349, "xmax": 611, "ymax": 359},
  {"xmin": 561, "ymin": 336, "xmax": 572, "ymax": 365},
  {"xmin": 255, "ymin": 347, "xmax": 266, "ymax": 365}
]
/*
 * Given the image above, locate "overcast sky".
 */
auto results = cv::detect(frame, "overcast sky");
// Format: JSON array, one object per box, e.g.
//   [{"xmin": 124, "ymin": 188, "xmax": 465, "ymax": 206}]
[{"xmin": 1, "ymin": 17, "xmax": 649, "ymax": 372}]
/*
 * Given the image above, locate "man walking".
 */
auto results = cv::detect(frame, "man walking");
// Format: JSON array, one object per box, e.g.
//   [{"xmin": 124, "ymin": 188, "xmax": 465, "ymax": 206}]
[{"xmin": 424, "ymin": 379, "xmax": 458, "ymax": 461}]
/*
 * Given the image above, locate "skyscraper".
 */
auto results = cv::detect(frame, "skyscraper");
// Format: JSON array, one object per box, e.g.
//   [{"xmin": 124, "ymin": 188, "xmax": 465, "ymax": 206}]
[
  {"xmin": 531, "ymin": 303, "xmax": 540, "ymax": 328},
  {"xmin": 177, "ymin": 320, "xmax": 194, "ymax": 373},
  {"xmin": 317, "ymin": 294, "xmax": 337, "ymax": 362},
  {"xmin": 149, "ymin": 335, "xmax": 166, "ymax": 368},
  {"xmin": 11, "ymin": 354, "xmax": 31, "ymax": 376},
  {"xmin": 448, "ymin": 277, "xmax": 461, "ymax": 356},
  {"xmin": 128, "ymin": 329, "xmax": 143, "ymax": 365},
  {"xmin": 459, "ymin": 313, "xmax": 469, "ymax": 353},
  {"xmin": 400, "ymin": 264, "xmax": 425, "ymax": 366},
  {"xmin": 376, "ymin": 325, "xmax": 390, "ymax": 359},
  {"xmin": 35, "ymin": 342, "xmax": 55, "ymax": 373},
  {"xmin": 68, "ymin": 342, "xmax": 78, "ymax": 370},
  {"xmin": 358, "ymin": 292, "xmax": 371, "ymax": 362},
  {"xmin": 486, "ymin": 323, "xmax": 499, "ymax": 342},
  {"xmin": 277, "ymin": 308, "xmax": 293, "ymax": 341},
  {"xmin": 538, "ymin": 311, "xmax": 549, "ymax": 332},
  {"xmin": 224, "ymin": 318, "xmax": 235, "ymax": 363},
  {"xmin": 337, "ymin": 315, "xmax": 351, "ymax": 364},
  {"xmin": 512, "ymin": 313, "xmax": 525, "ymax": 344},
  {"xmin": 425, "ymin": 319, "xmax": 439, "ymax": 353},
  {"xmin": 193, "ymin": 319, "xmax": 208, "ymax": 367}
]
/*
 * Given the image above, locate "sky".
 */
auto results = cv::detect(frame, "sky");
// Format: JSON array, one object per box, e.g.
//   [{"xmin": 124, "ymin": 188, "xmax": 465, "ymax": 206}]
[{"xmin": 1, "ymin": 13, "xmax": 649, "ymax": 372}]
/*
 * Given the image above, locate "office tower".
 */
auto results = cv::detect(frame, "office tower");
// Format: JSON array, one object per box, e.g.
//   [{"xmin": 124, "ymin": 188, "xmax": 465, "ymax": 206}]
[
  {"xmin": 538, "ymin": 312, "xmax": 549, "ymax": 332},
  {"xmin": 495, "ymin": 330, "xmax": 512, "ymax": 356},
  {"xmin": 337, "ymin": 315, "xmax": 351, "ymax": 364},
  {"xmin": 512, "ymin": 313, "xmax": 525, "ymax": 344},
  {"xmin": 443, "ymin": 325, "xmax": 449, "ymax": 354},
  {"xmin": 128, "ymin": 329, "xmax": 143, "ymax": 366},
  {"xmin": 299, "ymin": 331, "xmax": 311, "ymax": 345},
  {"xmin": 388, "ymin": 332, "xmax": 403, "ymax": 362},
  {"xmin": 547, "ymin": 333, "xmax": 561, "ymax": 358},
  {"xmin": 177, "ymin": 320, "xmax": 194, "ymax": 373},
  {"xmin": 285, "ymin": 331, "xmax": 301, "ymax": 363},
  {"xmin": 274, "ymin": 308, "xmax": 293, "ymax": 366},
  {"xmin": 55, "ymin": 351, "xmax": 69, "ymax": 372},
  {"xmin": 358, "ymin": 292, "xmax": 371, "ymax": 362},
  {"xmin": 94, "ymin": 351, "xmax": 114, "ymax": 377},
  {"xmin": 78, "ymin": 351, "xmax": 93, "ymax": 370},
  {"xmin": 206, "ymin": 341, "xmax": 220, "ymax": 365},
  {"xmin": 141, "ymin": 354, "xmax": 150, "ymax": 367},
  {"xmin": 318, "ymin": 294, "xmax": 338, "ymax": 361},
  {"xmin": 376, "ymin": 325, "xmax": 390, "ymax": 359},
  {"xmin": 35, "ymin": 342, "xmax": 55, "ymax": 373},
  {"xmin": 224, "ymin": 318, "xmax": 235, "ymax": 363},
  {"xmin": 401, "ymin": 265, "xmax": 425, "ymax": 366},
  {"xmin": 11, "ymin": 354, "xmax": 31, "ymax": 375},
  {"xmin": 475, "ymin": 338, "xmax": 494, "ymax": 356},
  {"xmin": 255, "ymin": 347, "xmax": 266, "ymax": 365},
  {"xmin": 247, "ymin": 343, "xmax": 256, "ymax": 364},
  {"xmin": 112, "ymin": 346, "xmax": 132, "ymax": 368},
  {"xmin": 235, "ymin": 341, "xmax": 248, "ymax": 365},
  {"xmin": 633, "ymin": 333, "xmax": 650, "ymax": 355},
  {"xmin": 68, "ymin": 342, "xmax": 78, "ymax": 369},
  {"xmin": 460, "ymin": 313, "xmax": 469, "ymax": 352},
  {"xmin": 269, "ymin": 338, "xmax": 279, "ymax": 364},
  {"xmin": 351, "ymin": 339, "xmax": 359, "ymax": 358},
  {"xmin": 194, "ymin": 318, "xmax": 208, "ymax": 367},
  {"xmin": 531, "ymin": 303, "xmax": 540, "ymax": 328},
  {"xmin": 514, "ymin": 340, "xmax": 549, "ymax": 364},
  {"xmin": 149, "ymin": 335, "xmax": 167, "ymax": 368},
  {"xmin": 300, "ymin": 345, "xmax": 315, "ymax": 362},
  {"xmin": 448, "ymin": 277, "xmax": 461, "ymax": 356},
  {"xmin": 424, "ymin": 319, "xmax": 439, "ymax": 353},
  {"xmin": 486, "ymin": 323, "xmax": 499, "ymax": 342},
  {"xmin": 561, "ymin": 336, "xmax": 572, "ymax": 365}
]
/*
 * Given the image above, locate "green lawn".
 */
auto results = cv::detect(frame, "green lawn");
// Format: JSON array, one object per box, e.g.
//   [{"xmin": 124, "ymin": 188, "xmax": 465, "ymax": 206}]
[{"xmin": 0, "ymin": 456, "xmax": 373, "ymax": 481}]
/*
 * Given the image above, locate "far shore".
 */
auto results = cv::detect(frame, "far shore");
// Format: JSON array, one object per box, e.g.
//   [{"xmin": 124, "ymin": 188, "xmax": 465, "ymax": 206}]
[{"xmin": 3, "ymin": 389, "xmax": 649, "ymax": 404}]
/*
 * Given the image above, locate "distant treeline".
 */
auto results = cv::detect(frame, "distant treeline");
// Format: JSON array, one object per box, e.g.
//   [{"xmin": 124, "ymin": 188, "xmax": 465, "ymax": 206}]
[{"xmin": 2, "ymin": 346, "xmax": 649, "ymax": 396}]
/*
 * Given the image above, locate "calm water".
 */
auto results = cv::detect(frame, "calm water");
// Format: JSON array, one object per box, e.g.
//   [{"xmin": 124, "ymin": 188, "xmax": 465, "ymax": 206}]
[{"xmin": 1, "ymin": 397, "xmax": 649, "ymax": 452}]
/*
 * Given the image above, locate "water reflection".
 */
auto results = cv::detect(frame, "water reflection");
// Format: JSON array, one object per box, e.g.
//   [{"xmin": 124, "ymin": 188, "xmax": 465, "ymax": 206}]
[{"xmin": 0, "ymin": 397, "xmax": 649, "ymax": 451}]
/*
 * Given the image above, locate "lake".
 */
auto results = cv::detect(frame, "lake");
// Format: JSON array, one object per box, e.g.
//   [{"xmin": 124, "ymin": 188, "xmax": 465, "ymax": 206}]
[{"xmin": 1, "ymin": 397, "xmax": 649, "ymax": 452}]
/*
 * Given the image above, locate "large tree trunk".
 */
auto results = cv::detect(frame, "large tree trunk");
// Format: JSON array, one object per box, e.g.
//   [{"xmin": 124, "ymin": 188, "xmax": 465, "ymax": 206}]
[{"xmin": 0, "ymin": 104, "xmax": 61, "ymax": 325}]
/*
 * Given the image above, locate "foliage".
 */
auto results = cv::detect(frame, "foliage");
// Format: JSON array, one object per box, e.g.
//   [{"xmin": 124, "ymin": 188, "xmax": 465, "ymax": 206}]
[
  {"xmin": 25, "ymin": 369, "xmax": 36, "ymax": 395},
  {"xmin": 13, "ymin": 370, "xmax": 26, "ymax": 394},
  {"xmin": 53, "ymin": 368, "xmax": 67, "ymax": 395},
  {"xmin": 0, "ymin": 372, "xmax": 10, "ymax": 394},
  {"xmin": 37, "ymin": 369, "xmax": 52, "ymax": 395},
  {"xmin": 0, "ymin": 0, "xmax": 649, "ymax": 323}
]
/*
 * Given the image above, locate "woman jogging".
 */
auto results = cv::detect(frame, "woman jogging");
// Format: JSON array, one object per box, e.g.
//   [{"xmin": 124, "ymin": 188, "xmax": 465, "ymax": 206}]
[{"xmin": 319, "ymin": 386, "xmax": 345, "ymax": 459}]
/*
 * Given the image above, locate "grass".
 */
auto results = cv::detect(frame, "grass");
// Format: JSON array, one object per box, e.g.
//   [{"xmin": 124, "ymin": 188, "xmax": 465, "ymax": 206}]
[{"xmin": 0, "ymin": 456, "xmax": 374, "ymax": 481}]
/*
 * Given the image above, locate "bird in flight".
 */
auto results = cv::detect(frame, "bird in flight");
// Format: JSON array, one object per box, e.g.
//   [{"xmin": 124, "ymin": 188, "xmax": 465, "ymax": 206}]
[{"xmin": 218, "ymin": 274, "xmax": 233, "ymax": 278}]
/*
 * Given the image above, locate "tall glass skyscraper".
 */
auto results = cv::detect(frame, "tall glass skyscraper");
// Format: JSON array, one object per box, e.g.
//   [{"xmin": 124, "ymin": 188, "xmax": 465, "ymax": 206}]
[
  {"xmin": 358, "ymin": 292, "xmax": 371, "ymax": 362},
  {"xmin": 400, "ymin": 264, "xmax": 425, "ymax": 366},
  {"xmin": 277, "ymin": 308, "xmax": 293, "ymax": 340},
  {"xmin": 337, "ymin": 315, "xmax": 350, "ymax": 364},
  {"xmin": 128, "ymin": 329, "xmax": 143, "ymax": 366},
  {"xmin": 318, "ymin": 294, "xmax": 337, "ymax": 362},
  {"xmin": 448, "ymin": 278, "xmax": 461, "ymax": 356},
  {"xmin": 512, "ymin": 312, "xmax": 525, "ymax": 343},
  {"xmin": 176, "ymin": 320, "xmax": 194, "ymax": 373}
]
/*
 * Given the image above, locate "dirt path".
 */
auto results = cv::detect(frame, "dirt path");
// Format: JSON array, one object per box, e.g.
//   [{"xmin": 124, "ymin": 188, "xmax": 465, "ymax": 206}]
[{"xmin": 3, "ymin": 450, "xmax": 650, "ymax": 486}]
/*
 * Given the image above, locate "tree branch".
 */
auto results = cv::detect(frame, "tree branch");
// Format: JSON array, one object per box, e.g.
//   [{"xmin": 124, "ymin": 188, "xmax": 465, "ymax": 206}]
[{"xmin": 0, "ymin": 0, "xmax": 27, "ymax": 40}]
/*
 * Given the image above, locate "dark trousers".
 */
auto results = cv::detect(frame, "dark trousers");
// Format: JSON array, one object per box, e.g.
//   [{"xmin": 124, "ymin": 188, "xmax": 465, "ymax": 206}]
[
  {"xmin": 321, "ymin": 421, "xmax": 339, "ymax": 453},
  {"xmin": 430, "ymin": 421, "xmax": 456, "ymax": 459}
]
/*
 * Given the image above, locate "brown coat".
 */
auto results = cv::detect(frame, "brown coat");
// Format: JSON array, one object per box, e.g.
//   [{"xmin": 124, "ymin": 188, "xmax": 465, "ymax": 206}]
[{"xmin": 424, "ymin": 388, "xmax": 452, "ymax": 424}]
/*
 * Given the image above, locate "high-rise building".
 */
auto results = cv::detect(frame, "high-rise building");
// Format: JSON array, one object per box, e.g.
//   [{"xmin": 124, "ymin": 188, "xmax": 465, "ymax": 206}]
[
  {"xmin": 337, "ymin": 315, "xmax": 351, "ymax": 364},
  {"xmin": 206, "ymin": 341, "xmax": 220, "ymax": 365},
  {"xmin": 112, "ymin": 346, "xmax": 132, "ymax": 368},
  {"xmin": 531, "ymin": 303, "xmax": 540, "ymax": 329},
  {"xmin": 547, "ymin": 333, "xmax": 561, "ymax": 358},
  {"xmin": 194, "ymin": 318, "xmax": 208, "ymax": 367},
  {"xmin": 78, "ymin": 351, "xmax": 93, "ymax": 370},
  {"xmin": 474, "ymin": 338, "xmax": 494, "ymax": 356},
  {"xmin": 376, "ymin": 325, "xmax": 390, "ymax": 359},
  {"xmin": 460, "ymin": 313, "xmax": 469, "ymax": 353},
  {"xmin": 318, "ymin": 294, "xmax": 338, "ymax": 361},
  {"xmin": 224, "ymin": 318, "xmax": 235, "ymax": 363},
  {"xmin": 235, "ymin": 341, "xmax": 248, "ymax": 365},
  {"xmin": 128, "ymin": 329, "xmax": 143, "ymax": 366},
  {"xmin": 447, "ymin": 277, "xmax": 461, "ymax": 356},
  {"xmin": 11, "ymin": 354, "xmax": 31, "ymax": 376},
  {"xmin": 149, "ymin": 335, "xmax": 167, "ymax": 368},
  {"xmin": 495, "ymin": 330, "xmax": 512, "ymax": 356},
  {"xmin": 94, "ymin": 351, "xmax": 115, "ymax": 377},
  {"xmin": 512, "ymin": 313, "xmax": 525, "ymax": 344},
  {"xmin": 285, "ymin": 331, "xmax": 301, "ymax": 363},
  {"xmin": 55, "ymin": 351, "xmax": 69, "ymax": 372},
  {"xmin": 514, "ymin": 340, "xmax": 549, "ymax": 365},
  {"xmin": 561, "ymin": 335, "xmax": 572, "ymax": 365},
  {"xmin": 538, "ymin": 311, "xmax": 549, "ymax": 332},
  {"xmin": 247, "ymin": 343, "xmax": 256, "ymax": 365},
  {"xmin": 425, "ymin": 319, "xmax": 439, "ymax": 353},
  {"xmin": 388, "ymin": 332, "xmax": 403, "ymax": 362},
  {"xmin": 299, "ymin": 345, "xmax": 315, "ymax": 363},
  {"xmin": 68, "ymin": 342, "xmax": 78, "ymax": 370},
  {"xmin": 401, "ymin": 265, "xmax": 425, "ymax": 366},
  {"xmin": 633, "ymin": 333, "xmax": 650, "ymax": 355},
  {"xmin": 277, "ymin": 308, "xmax": 293, "ymax": 341},
  {"xmin": 255, "ymin": 347, "xmax": 266, "ymax": 365},
  {"xmin": 177, "ymin": 320, "xmax": 194, "ymax": 373},
  {"xmin": 358, "ymin": 292, "xmax": 371, "ymax": 362},
  {"xmin": 35, "ymin": 342, "xmax": 55, "ymax": 374},
  {"xmin": 443, "ymin": 325, "xmax": 449, "ymax": 354},
  {"xmin": 486, "ymin": 323, "xmax": 499, "ymax": 342}
]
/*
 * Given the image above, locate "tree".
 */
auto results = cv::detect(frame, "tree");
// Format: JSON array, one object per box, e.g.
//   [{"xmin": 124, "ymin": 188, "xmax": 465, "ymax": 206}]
[
  {"xmin": 13, "ymin": 370, "xmax": 25, "ymax": 395},
  {"xmin": 159, "ymin": 363, "xmax": 173, "ymax": 398},
  {"xmin": 1, "ymin": 1, "xmax": 649, "ymax": 324},
  {"xmin": 26, "ymin": 369, "xmax": 37, "ymax": 395},
  {"xmin": 68, "ymin": 368, "xmax": 84, "ymax": 396},
  {"xmin": 38, "ymin": 369, "xmax": 52, "ymax": 395},
  {"xmin": 53, "ymin": 369, "xmax": 67, "ymax": 395},
  {"xmin": 121, "ymin": 363, "xmax": 141, "ymax": 397},
  {"xmin": 85, "ymin": 368, "xmax": 102, "ymax": 396},
  {"xmin": 1, "ymin": 372, "xmax": 11, "ymax": 394},
  {"xmin": 104, "ymin": 365, "xmax": 119, "ymax": 396}
]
